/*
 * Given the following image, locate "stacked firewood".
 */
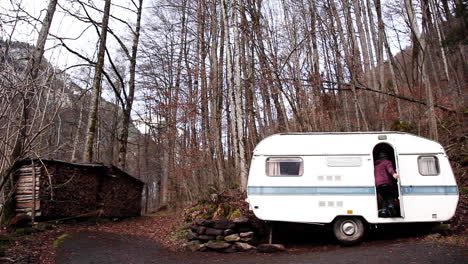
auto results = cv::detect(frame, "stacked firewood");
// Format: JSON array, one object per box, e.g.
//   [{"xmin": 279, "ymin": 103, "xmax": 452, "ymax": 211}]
[
  {"xmin": 15, "ymin": 164, "xmax": 42, "ymax": 218},
  {"xmin": 39, "ymin": 165, "xmax": 99, "ymax": 218},
  {"xmin": 98, "ymin": 168, "xmax": 142, "ymax": 217}
]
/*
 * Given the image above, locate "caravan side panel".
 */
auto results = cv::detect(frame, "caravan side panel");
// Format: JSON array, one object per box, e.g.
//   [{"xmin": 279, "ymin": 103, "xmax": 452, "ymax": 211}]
[
  {"xmin": 248, "ymin": 155, "xmax": 378, "ymax": 224},
  {"xmin": 395, "ymin": 153, "xmax": 458, "ymax": 222}
]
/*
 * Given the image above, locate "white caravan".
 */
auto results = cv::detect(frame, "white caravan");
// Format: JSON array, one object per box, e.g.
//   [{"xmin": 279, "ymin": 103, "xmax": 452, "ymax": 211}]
[{"xmin": 247, "ymin": 132, "xmax": 459, "ymax": 244}]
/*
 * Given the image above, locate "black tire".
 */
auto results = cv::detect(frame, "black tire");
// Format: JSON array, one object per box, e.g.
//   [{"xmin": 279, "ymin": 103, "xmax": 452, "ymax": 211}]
[{"xmin": 333, "ymin": 217, "xmax": 365, "ymax": 245}]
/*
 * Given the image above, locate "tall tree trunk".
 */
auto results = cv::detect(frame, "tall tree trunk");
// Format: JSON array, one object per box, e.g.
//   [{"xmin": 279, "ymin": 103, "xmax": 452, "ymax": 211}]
[
  {"xmin": 329, "ymin": 0, "xmax": 353, "ymax": 131},
  {"xmin": 10, "ymin": 0, "xmax": 58, "ymax": 162},
  {"xmin": 198, "ymin": 0, "xmax": 209, "ymax": 152},
  {"xmin": 217, "ymin": 0, "xmax": 227, "ymax": 183},
  {"xmin": 420, "ymin": 0, "xmax": 439, "ymax": 140},
  {"xmin": 71, "ymin": 101, "xmax": 85, "ymax": 162},
  {"xmin": 305, "ymin": 0, "xmax": 320, "ymax": 131},
  {"xmin": 353, "ymin": 0, "xmax": 372, "ymax": 84},
  {"xmin": 83, "ymin": 0, "xmax": 112, "ymax": 162},
  {"xmin": 240, "ymin": 2, "xmax": 258, "ymax": 164},
  {"xmin": 352, "ymin": 0, "xmax": 373, "ymax": 128},
  {"xmin": 383, "ymin": 32, "xmax": 403, "ymax": 119},
  {"xmin": 118, "ymin": 0, "xmax": 144, "ymax": 169},
  {"xmin": 374, "ymin": 0, "xmax": 386, "ymax": 130},
  {"xmin": 342, "ymin": 0, "xmax": 364, "ymax": 130},
  {"xmin": 309, "ymin": 0, "xmax": 320, "ymax": 77},
  {"xmin": 208, "ymin": 0, "xmax": 225, "ymax": 189},
  {"xmin": 405, "ymin": 0, "xmax": 438, "ymax": 140},
  {"xmin": 361, "ymin": 0, "xmax": 378, "ymax": 91},
  {"xmin": 429, "ymin": 0, "xmax": 450, "ymax": 89},
  {"xmin": 251, "ymin": 0, "xmax": 287, "ymax": 131},
  {"xmin": 232, "ymin": 0, "xmax": 248, "ymax": 192}
]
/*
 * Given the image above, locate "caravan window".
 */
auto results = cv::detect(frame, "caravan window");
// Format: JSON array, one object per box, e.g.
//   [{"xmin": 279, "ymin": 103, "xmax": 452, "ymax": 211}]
[
  {"xmin": 418, "ymin": 156, "xmax": 439, "ymax": 176},
  {"xmin": 266, "ymin": 157, "xmax": 303, "ymax": 176}
]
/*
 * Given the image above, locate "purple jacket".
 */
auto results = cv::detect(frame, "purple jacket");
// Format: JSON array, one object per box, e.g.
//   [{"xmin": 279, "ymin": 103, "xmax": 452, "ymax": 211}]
[{"xmin": 374, "ymin": 159, "xmax": 396, "ymax": 187}]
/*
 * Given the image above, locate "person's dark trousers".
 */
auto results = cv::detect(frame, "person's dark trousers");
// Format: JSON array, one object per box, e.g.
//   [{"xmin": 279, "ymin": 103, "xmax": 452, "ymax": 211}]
[{"xmin": 377, "ymin": 184, "xmax": 397, "ymax": 217}]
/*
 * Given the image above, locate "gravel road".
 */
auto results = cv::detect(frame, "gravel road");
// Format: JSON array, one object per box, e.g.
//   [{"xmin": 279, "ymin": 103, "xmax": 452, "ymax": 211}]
[{"xmin": 55, "ymin": 231, "xmax": 467, "ymax": 264}]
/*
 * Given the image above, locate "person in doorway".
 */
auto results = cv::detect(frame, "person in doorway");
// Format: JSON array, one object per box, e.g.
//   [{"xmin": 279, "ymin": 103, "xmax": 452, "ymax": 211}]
[{"xmin": 374, "ymin": 152, "xmax": 399, "ymax": 217}]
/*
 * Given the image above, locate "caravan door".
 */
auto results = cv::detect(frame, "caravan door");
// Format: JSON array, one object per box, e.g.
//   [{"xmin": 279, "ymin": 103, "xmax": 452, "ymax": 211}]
[
  {"xmin": 373, "ymin": 142, "xmax": 404, "ymax": 218},
  {"xmin": 393, "ymin": 145, "xmax": 405, "ymax": 218}
]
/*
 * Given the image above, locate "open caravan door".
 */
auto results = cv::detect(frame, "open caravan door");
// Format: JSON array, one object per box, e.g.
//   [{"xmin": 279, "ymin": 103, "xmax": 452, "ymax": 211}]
[
  {"xmin": 374, "ymin": 142, "xmax": 404, "ymax": 218},
  {"xmin": 393, "ymin": 144, "xmax": 404, "ymax": 218}
]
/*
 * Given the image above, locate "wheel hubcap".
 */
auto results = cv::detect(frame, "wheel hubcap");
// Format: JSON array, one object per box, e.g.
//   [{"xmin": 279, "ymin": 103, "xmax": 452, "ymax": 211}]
[{"xmin": 342, "ymin": 222, "xmax": 356, "ymax": 236}]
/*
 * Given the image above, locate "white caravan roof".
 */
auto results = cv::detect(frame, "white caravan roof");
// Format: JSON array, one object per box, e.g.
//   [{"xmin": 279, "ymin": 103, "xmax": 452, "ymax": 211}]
[{"xmin": 253, "ymin": 132, "xmax": 445, "ymax": 156}]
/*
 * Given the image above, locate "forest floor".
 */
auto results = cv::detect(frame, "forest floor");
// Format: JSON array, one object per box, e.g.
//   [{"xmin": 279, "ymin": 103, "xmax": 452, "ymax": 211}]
[{"xmin": 1, "ymin": 193, "xmax": 467, "ymax": 263}]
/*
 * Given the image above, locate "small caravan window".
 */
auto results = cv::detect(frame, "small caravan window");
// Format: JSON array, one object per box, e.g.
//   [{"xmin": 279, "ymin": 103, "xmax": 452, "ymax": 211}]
[
  {"xmin": 418, "ymin": 156, "xmax": 439, "ymax": 176},
  {"xmin": 266, "ymin": 157, "xmax": 303, "ymax": 176}
]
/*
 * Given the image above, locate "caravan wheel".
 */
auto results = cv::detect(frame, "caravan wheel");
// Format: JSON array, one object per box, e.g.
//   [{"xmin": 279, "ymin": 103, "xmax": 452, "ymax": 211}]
[{"xmin": 333, "ymin": 217, "xmax": 365, "ymax": 245}]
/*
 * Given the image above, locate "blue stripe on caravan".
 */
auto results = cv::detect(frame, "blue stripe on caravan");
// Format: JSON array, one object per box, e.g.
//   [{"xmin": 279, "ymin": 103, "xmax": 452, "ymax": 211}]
[
  {"xmin": 247, "ymin": 186, "xmax": 375, "ymax": 195},
  {"xmin": 400, "ymin": 186, "xmax": 458, "ymax": 195}
]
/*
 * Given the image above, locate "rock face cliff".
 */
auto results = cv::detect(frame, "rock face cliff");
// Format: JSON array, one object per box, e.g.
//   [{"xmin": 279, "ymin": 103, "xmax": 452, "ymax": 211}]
[
  {"xmin": 0, "ymin": 40, "xmax": 161, "ymax": 207},
  {"xmin": 1, "ymin": 40, "xmax": 162, "ymax": 214}
]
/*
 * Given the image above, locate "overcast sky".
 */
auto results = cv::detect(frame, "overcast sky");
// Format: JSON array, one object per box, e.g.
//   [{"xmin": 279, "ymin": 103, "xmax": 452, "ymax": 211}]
[
  {"xmin": 0, "ymin": 0, "xmax": 148, "ymax": 71},
  {"xmin": 1, "ymin": 0, "xmax": 412, "ymax": 70}
]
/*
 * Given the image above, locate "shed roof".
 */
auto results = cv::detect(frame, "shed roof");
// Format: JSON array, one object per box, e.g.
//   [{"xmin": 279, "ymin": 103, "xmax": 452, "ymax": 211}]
[{"xmin": 14, "ymin": 159, "xmax": 144, "ymax": 185}]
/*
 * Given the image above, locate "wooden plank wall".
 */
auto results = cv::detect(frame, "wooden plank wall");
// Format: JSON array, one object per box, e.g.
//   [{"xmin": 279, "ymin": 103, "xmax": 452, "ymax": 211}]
[{"xmin": 15, "ymin": 164, "xmax": 41, "ymax": 217}]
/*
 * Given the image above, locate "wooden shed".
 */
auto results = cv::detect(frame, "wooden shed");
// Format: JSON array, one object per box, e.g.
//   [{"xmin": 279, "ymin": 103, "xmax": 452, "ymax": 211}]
[{"xmin": 12, "ymin": 159, "xmax": 144, "ymax": 220}]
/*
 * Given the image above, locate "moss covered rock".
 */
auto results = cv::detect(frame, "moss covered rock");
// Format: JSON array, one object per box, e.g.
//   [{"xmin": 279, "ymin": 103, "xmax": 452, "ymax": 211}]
[{"xmin": 52, "ymin": 234, "xmax": 71, "ymax": 248}]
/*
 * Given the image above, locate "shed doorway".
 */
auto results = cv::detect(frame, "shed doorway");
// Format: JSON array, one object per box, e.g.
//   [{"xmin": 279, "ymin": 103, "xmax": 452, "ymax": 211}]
[{"xmin": 373, "ymin": 143, "xmax": 402, "ymax": 218}]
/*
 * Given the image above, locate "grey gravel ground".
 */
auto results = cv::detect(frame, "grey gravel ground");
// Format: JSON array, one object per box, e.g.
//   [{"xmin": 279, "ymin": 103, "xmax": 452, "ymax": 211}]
[{"xmin": 55, "ymin": 231, "xmax": 468, "ymax": 264}]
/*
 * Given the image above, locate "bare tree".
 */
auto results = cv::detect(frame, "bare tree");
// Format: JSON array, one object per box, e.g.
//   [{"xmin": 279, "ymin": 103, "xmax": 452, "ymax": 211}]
[
  {"xmin": 117, "ymin": 0, "xmax": 144, "ymax": 169},
  {"xmin": 83, "ymin": 0, "xmax": 112, "ymax": 162},
  {"xmin": 10, "ymin": 0, "xmax": 58, "ymax": 162}
]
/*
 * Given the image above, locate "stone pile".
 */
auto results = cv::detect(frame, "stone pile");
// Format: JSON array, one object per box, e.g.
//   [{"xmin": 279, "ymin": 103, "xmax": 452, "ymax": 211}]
[{"xmin": 186, "ymin": 216, "xmax": 258, "ymax": 253}]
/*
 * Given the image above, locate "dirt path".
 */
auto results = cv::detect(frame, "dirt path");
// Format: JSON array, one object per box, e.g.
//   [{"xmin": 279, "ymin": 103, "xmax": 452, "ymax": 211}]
[
  {"xmin": 55, "ymin": 231, "xmax": 468, "ymax": 264},
  {"xmin": 55, "ymin": 232, "xmax": 178, "ymax": 264}
]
